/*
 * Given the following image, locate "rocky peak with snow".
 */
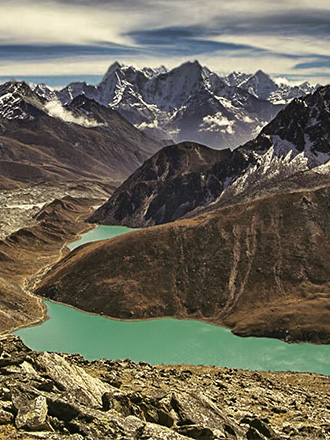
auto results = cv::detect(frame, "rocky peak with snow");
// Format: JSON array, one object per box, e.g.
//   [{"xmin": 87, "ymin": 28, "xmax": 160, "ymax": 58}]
[
  {"xmin": 224, "ymin": 69, "xmax": 316, "ymax": 105},
  {"xmin": 238, "ymin": 70, "xmax": 279, "ymax": 101},
  {"xmin": 91, "ymin": 85, "xmax": 330, "ymax": 227},
  {"xmin": 50, "ymin": 62, "xmax": 320, "ymax": 148},
  {"xmin": 250, "ymin": 85, "xmax": 330, "ymax": 166},
  {"xmin": 0, "ymin": 81, "xmax": 46, "ymax": 121}
]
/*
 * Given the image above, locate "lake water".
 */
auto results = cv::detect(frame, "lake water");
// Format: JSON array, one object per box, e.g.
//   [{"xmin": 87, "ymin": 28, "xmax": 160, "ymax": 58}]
[
  {"xmin": 15, "ymin": 226, "xmax": 330, "ymax": 374},
  {"xmin": 67, "ymin": 225, "xmax": 135, "ymax": 250}
]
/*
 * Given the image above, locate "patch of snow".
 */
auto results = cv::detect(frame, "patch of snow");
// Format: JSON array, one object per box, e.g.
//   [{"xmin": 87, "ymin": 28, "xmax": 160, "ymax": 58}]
[
  {"xmin": 220, "ymin": 146, "xmax": 309, "ymax": 200},
  {"xmin": 242, "ymin": 116, "xmax": 254, "ymax": 123}
]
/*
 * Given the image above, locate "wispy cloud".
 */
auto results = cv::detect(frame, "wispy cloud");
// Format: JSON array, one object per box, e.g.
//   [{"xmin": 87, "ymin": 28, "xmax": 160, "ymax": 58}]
[
  {"xmin": 0, "ymin": 0, "xmax": 329, "ymax": 83},
  {"xmin": 45, "ymin": 99, "xmax": 102, "ymax": 127}
]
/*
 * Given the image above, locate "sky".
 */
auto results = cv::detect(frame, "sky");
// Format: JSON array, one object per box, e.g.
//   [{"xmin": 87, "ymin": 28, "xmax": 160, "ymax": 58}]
[{"xmin": 0, "ymin": 0, "xmax": 329, "ymax": 87}]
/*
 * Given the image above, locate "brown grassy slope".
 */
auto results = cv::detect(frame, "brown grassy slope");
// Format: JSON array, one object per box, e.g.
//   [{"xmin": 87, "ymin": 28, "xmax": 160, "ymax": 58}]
[
  {"xmin": 0, "ymin": 197, "xmax": 95, "ymax": 333},
  {"xmin": 37, "ymin": 184, "xmax": 330, "ymax": 343},
  {"xmin": 0, "ymin": 110, "xmax": 160, "ymax": 186}
]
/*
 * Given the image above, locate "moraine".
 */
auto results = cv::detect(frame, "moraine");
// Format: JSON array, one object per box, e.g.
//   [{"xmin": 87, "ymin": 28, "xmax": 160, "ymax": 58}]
[{"xmin": 15, "ymin": 226, "xmax": 330, "ymax": 375}]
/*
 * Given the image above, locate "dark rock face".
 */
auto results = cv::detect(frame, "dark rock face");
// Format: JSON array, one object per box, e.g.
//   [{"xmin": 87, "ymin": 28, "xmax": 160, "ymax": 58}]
[
  {"xmin": 252, "ymin": 86, "xmax": 330, "ymax": 164},
  {"xmin": 89, "ymin": 141, "xmax": 246, "ymax": 227},
  {"xmin": 0, "ymin": 335, "xmax": 329, "ymax": 439},
  {"xmin": 91, "ymin": 85, "xmax": 330, "ymax": 228}
]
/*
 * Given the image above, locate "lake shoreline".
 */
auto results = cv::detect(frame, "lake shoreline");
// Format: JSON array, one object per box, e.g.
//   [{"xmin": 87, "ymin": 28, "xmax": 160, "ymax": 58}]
[{"xmin": 15, "ymin": 299, "xmax": 330, "ymax": 375}]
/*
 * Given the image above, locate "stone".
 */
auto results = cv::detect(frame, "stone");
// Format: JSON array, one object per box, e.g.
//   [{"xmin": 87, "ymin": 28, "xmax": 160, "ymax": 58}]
[
  {"xmin": 170, "ymin": 391, "xmax": 240, "ymax": 437},
  {"xmin": 247, "ymin": 426, "xmax": 267, "ymax": 440},
  {"xmin": 15, "ymin": 395, "xmax": 48, "ymax": 431},
  {"xmin": 0, "ymin": 336, "xmax": 329, "ymax": 440},
  {"xmin": 0, "ymin": 408, "xmax": 14, "ymax": 425},
  {"xmin": 241, "ymin": 415, "xmax": 276, "ymax": 438}
]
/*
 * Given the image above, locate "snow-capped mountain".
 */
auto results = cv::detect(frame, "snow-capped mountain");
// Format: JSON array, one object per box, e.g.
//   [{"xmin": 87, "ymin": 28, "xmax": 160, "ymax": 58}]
[
  {"xmin": 90, "ymin": 85, "xmax": 330, "ymax": 227},
  {"xmin": 55, "ymin": 61, "xmax": 317, "ymax": 149},
  {"xmin": 0, "ymin": 81, "xmax": 46, "ymax": 121},
  {"xmin": 225, "ymin": 69, "xmax": 316, "ymax": 105},
  {"xmin": 243, "ymin": 86, "xmax": 330, "ymax": 166},
  {"xmin": 0, "ymin": 81, "xmax": 163, "ymax": 187}
]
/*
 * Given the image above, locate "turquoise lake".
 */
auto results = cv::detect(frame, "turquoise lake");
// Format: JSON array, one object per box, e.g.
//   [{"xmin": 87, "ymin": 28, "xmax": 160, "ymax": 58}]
[
  {"xmin": 15, "ymin": 226, "xmax": 330, "ymax": 375},
  {"xmin": 67, "ymin": 225, "xmax": 134, "ymax": 250}
]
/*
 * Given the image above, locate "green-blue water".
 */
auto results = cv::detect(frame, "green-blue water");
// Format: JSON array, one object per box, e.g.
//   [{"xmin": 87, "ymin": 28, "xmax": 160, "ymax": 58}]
[
  {"xmin": 15, "ymin": 301, "xmax": 330, "ymax": 374},
  {"xmin": 14, "ymin": 226, "xmax": 330, "ymax": 374},
  {"xmin": 67, "ymin": 225, "xmax": 134, "ymax": 250}
]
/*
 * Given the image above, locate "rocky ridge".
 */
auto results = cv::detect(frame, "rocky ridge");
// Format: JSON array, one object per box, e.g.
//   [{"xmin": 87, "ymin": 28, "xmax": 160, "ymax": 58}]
[
  {"xmin": 0, "ymin": 195, "xmax": 98, "ymax": 334},
  {"xmin": 56, "ymin": 61, "xmax": 316, "ymax": 148},
  {"xmin": 0, "ymin": 82, "xmax": 162, "ymax": 188},
  {"xmin": 90, "ymin": 86, "xmax": 330, "ymax": 228},
  {"xmin": 0, "ymin": 335, "xmax": 329, "ymax": 440},
  {"xmin": 89, "ymin": 142, "xmax": 232, "ymax": 227}
]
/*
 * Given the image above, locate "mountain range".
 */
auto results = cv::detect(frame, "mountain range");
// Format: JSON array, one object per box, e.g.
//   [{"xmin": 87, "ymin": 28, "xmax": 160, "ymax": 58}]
[
  {"xmin": 0, "ymin": 81, "xmax": 163, "ymax": 189},
  {"xmin": 35, "ymin": 61, "xmax": 316, "ymax": 149},
  {"xmin": 1, "ymin": 61, "xmax": 330, "ymax": 345},
  {"xmin": 0, "ymin": 61, "xmax": 317, "ymax": 191},
  {"xmin": 90, "ymin": 85, "xmax": 330, "ymax": 227}
]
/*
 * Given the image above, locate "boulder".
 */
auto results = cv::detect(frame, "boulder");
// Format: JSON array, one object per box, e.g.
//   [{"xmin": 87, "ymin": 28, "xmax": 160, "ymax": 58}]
[{"xmin": 15, "ymin": 395, "xmax": 48, "ymax": 431}]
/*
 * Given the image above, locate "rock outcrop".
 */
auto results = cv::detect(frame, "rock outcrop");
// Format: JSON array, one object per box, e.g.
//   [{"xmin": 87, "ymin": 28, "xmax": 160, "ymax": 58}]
[
  {"xmin": 0, "ymin": 335, "xmax": 329, "ymax": 439},
  {"xmin": 89, "ymin": 141, "xmax": 233, "ymax": 227}
]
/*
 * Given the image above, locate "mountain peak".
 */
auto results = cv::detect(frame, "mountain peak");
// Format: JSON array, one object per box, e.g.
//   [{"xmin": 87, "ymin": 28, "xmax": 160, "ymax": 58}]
[
  {"xmin": 176, "ymin": 60, "xmax": 203, "ymax": 72},
  {"xmin": 254, "ymin": 69, "xmax": 270, "ymax": 79},
  {"xmin": 102, "ymin": 61, "xmax": 125, "ymax": 81}
]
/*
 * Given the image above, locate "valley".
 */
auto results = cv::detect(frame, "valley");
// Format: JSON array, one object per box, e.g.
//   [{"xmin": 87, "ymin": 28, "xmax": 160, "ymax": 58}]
[
  {"xmin": 0, "ymin": 192, "xmax": 99, "ymax": 334},
  {"xmin": 35, "ymin": 183, "xmax": 330, "ymax": 345},
  {"xmin": 0, "ymin": 62, "xmax": 329, "ymax": 439}
]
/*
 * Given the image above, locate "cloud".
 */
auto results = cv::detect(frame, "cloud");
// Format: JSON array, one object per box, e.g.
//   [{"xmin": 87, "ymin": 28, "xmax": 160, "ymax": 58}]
[
  {"xmin": 45, "ymin": 99, "xmax": 102, "ymax": 127},
  {"xmin": 0, "ymin": 43, "xmax": 138, "ymax": 61},
  {"xmin": 0, "ymin": 0, "xmax": 329, "ymax": 83},
  {"xmin": 127, "ymin": 27, "xmax": 267, "ymax": 57},
  {"xmin": 0, "ymin": 0, "xmax": 136, "ymax": 45},
  {"xmin": 294, "ymin": 59, "xmax": 330, "ymax": 70}
]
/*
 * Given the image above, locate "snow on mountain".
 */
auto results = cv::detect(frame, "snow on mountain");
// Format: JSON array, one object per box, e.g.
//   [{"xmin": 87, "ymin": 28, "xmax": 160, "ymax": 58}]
[
  {"xmin": 32, "ymin": 83, "xmax": 57, "ymax": 101},
  {"xmin": 0, "ymin": 82, "xmax": 46, "ymax": 121},
  {"xmin": 33, "ymin": 62, "xmax": 318, "ymax": 149},
  {"xmin": 226, "ymin": 69, "xmax": 316, "ymax": 105},
  {"xmin": 216, "ymin": 85, "xmax": 330, "ymax": 203}
]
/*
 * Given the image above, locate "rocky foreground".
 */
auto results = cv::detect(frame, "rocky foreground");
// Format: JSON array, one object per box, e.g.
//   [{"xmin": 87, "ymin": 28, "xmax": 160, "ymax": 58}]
[{"xmin": 0, "ymin": 336, "xmax": 329, "ymax": 440}]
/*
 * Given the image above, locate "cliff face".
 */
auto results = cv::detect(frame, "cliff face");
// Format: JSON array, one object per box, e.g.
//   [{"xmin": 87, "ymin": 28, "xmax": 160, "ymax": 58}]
[
  {"xmin": 89, "ymin": 141, "xmax": 233, "ymax": 227},
  {"xmin": 0, "ymin": 335, "xmax": 329, "ymax": 440},
  {"xmin": 37, "ymin": 184, "xmax": 330, "ymax": 343}
]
